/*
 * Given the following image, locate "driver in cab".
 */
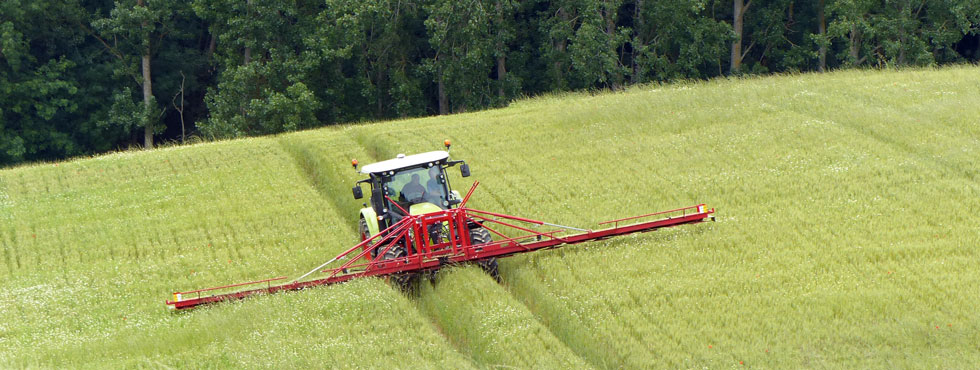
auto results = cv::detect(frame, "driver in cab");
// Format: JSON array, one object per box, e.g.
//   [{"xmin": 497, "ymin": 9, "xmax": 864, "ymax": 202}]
[
  {"xmin": 425, "ymin": 167, "xmax": 446, "ymax": 206},
  {"xmin": 401, "ymin": 174, "xmax": 425, "ymax": 203}
]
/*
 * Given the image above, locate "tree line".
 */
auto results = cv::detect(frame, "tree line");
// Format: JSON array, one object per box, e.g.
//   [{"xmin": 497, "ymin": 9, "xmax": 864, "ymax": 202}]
[{"xmin": 2, "ymin": 0, "xmax": 978, "ymax": 167}]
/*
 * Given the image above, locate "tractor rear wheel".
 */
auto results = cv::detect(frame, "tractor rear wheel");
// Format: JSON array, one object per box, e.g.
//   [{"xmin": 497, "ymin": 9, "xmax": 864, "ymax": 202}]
[
  {"xmin": 391, "ymin": 273, "xmax": 419, "ymax": 293},
  {"xmin": 469, "ymin": 227, "xmax": 500, "ymax": 282},
  {"xmin": 378, "ymin": 240, "xmax": 419, "ymax": 292}
]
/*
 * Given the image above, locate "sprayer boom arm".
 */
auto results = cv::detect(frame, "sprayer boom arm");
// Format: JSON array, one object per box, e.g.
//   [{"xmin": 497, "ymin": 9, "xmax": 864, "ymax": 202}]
[{"xmin": 167, "ymin": 184, "xmax": 714, "ymax": 310}]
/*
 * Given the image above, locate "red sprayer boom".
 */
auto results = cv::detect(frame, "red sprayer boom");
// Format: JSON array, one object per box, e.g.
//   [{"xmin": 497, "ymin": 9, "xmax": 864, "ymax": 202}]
[{"xmin": 166, "ymin": 182, "xmax": 714, "ymax": 310}]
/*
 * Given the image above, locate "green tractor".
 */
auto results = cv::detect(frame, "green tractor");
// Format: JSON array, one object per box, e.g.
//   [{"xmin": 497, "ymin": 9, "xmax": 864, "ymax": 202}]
[{"xmin": 351, "ymin": 141, "xmax": 498, "ymax": 284}]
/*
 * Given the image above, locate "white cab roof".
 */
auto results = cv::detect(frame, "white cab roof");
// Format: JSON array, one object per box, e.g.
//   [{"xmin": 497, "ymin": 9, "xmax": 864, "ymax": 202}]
[{"xmin": 360, "ymin": 151, "xmax": 450, "ymax": 174}]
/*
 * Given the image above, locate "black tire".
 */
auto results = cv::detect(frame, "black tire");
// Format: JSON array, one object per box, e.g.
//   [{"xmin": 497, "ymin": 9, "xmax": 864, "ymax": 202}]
[
  {"xmin": 376, "ymin": 237, "xmax": 418, "ymax": 292},
  {"xmin": 469, "ymin": 226, "xmax": 492, "ymax": 247},
  {"xmin": 478, "ymin": 259, "xmax": 500, "ymax": 282},
  {"xmin": 391, "ymin": 273, "xmax": 420, "ymax": 294},
  {"xmin": 382, "ymin": 242, "xmax": 406, "ymax": 260},
  {"xmin": 359, "ymin": 217, "xmax": 377, "ymax": 258},
  {"xmin": 470, "ymin": 227, "xmax": 500, "ymax": 282},
  {"xmin": 363, "ymin": 218, "xmax": 418, "ymax": 292}
]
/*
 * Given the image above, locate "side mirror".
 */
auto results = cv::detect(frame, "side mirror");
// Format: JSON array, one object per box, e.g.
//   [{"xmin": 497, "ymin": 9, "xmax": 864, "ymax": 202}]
[
  {"xmin": 460, "ymin": 163, "xmax": 471, "ymax": 177},
  {"xmin": 352, "ymin": 185, "xmax": 363, "ymax": 199},
  {"xmin": 370, "ymin": 188, "xmax": 385, "ymax": 213}
]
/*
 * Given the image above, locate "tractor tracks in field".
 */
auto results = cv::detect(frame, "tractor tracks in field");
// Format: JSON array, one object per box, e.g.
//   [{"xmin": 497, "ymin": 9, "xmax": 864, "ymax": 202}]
[
  {"xmin": 277, "ymin": 134, "xmax": 366, "ymax": 233},
  {"xmin": 276, "ymin": 131, "xmax": 596, "ymax": 368},
  {"xmin": 276, "ymin": 132, "xmax": 485, "ymax": 367}
]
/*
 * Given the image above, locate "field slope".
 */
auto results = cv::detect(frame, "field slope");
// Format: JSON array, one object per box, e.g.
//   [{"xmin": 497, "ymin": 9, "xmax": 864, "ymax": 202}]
[{"xmin": 1, "ymin": 66, "xmax": 978, "ymax": 368}]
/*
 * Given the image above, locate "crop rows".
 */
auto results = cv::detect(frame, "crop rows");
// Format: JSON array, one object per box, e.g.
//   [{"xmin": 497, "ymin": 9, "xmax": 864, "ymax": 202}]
[
  {"xmin": 276, "ymin": 129, "xmax": 601, "ymax": 367},
  {"xmin": 332, "ymin": 67, "xmax": 980, "ymax": 367},
  {"xmin": 0, "ymin": 138, "xmax": 466, "ymax": 367},
  {"xmin": 1, "ymin": 66, "xmax": 978, "ymax": 367},
  {"xmin": 419, "ymin": 267, "xmax": 591, "ymax": 368}
]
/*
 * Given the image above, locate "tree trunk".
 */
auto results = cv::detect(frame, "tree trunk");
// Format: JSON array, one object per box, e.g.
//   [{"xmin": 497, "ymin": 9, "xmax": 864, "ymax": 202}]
[
  {"xmin": 849, "ymin": 24, "xmax": 861, "ymax": 65},
  {"xmin": 496, "ymin": 56, "xmax": 506, "ymax": 99},
  {"xmin": 138, "ymin": 0, "xmax": 153, "ymax": 149},
  {"xmin": 631, "ymin": 0, "xmax": 644, "ymax": 84},
  {"xmin": 730, "ymin": 0, "xmax": 749, "ymax": 74},
  {"xmin": 818, "ymin": 0, "xmax": 826, "ymax": 72},
  {"xmin": 898, "ymin": 34, "xmax": 906, "ymax": 65},
  {"xmin": 603, "ymin": 0, "xmax": 621, "ymax": 90},
  {"xmin": 495, "ymin": 0, "xmax": 506, "ymax": 99},
  {"xmin": 142, "ymin": 52, "xmax": 153, "ymax": 149},
  {"xmin": 554, "ymin": 7, "xmax": 569, "ymax": 89},
  {"xmin": 897, "ymin": 0, "xmax": 908, "ymax": 65},
  {"xmin": 207, "ymin": 34, "xmax": 217, "ymax": 60},
  {"xmin": 496, "ymin": 56, "xmax": 506, "ymax": 98},
  {"xmin": 437, "ymin": 64, "xmax": 448, "ymax": 115},
  {"xmin": 244, "ymin": 0, "xmax": 253, "ymax": 64},
  {"xmin": 377, "ymin": 65, "xmax": 384, "ymax": 118},
  {"xmin": 172, "ymin": 71, "xmax": 186, "ymax": 144}
]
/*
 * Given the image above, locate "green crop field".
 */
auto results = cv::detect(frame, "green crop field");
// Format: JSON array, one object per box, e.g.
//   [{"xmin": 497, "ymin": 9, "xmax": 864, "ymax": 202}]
[{"xmin": 1, "ymin": 66, "xmax": 978, "ymax": 368}]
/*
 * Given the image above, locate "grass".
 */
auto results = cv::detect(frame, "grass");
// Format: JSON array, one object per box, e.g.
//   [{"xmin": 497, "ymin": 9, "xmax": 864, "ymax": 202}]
[
  {"xmin": 1, "ymin": 65, "xmax": 978, "ymax": 368},
  {"xmin": 418, "ymin": 266, "xmax": 592, "ymax": 369},
  {"xmin": 0, "ymin": 138, "xmax": 469, "ymax": 368}
]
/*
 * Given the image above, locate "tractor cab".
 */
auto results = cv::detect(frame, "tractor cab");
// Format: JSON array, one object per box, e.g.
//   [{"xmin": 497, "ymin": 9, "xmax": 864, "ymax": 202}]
[{"xmin": 351, "ymin": 143, "xmax": 471, "ymax": 241}]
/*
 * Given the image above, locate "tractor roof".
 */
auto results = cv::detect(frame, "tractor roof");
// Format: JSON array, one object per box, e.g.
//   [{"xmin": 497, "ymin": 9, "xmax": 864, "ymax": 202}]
[{"xmin": 360, "ymin": 151, "xmax": 449, "ymax": 174}]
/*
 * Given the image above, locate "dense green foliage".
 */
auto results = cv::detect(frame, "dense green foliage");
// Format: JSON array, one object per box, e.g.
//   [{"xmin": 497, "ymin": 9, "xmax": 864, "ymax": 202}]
[
  {"xmin": 2, "ymin": 0, "xmax": 979, "ymax": 166},
  {"xmin": 1, "ymin": 67, "xmax": 978, "ymax": 367}
]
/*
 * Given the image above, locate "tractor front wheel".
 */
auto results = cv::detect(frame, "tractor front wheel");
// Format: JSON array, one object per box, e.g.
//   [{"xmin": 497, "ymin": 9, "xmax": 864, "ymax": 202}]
[
  {"xmin": 469, "ymin": 227, "xmax": 500, "ymax": 282},
  {"xmin": 359, "ymin": 218, "xmax": 376, "ymax": 259}
]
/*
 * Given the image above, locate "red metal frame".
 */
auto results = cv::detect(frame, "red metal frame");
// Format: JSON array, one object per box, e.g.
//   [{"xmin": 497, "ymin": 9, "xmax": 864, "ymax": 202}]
[{"xmin": 166, "ymin": 184, "xmax": 715, "ymax": 310}]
